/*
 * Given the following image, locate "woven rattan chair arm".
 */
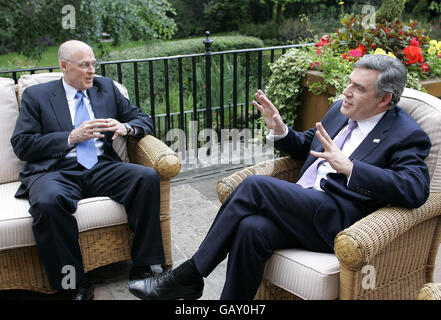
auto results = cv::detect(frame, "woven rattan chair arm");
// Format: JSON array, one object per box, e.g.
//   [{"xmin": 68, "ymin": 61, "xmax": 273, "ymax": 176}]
[
  {"xmin": 216, "ymin": 156, "xmax": 302, "ymax": 203},
  {"xmin": 128, "ymin": 135, "xmax": 181, "ymax": 179},
  {"xmin": 418, "ymin": 282, "xmax": 441, "ymax": 300},
  {"xmin": 334, "ymin": 193, "xmax": 441, "ymax": 270}
]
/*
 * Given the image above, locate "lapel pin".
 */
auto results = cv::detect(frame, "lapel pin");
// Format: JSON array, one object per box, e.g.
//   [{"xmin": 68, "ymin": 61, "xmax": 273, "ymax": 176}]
[{"xmin": 373, "ymin": 138, "xmax": 380, "ymax": 143}]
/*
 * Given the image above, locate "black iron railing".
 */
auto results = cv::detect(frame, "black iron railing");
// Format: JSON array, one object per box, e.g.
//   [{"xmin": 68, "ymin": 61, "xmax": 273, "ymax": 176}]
[{"xmin": 0, "ymin": 33, "xmax": 314, "ymax": 154}]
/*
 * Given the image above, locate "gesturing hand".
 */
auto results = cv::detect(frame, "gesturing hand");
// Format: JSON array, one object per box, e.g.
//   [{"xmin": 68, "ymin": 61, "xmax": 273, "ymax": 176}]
[
  {"xmin": 105, "ymin": 118, "xmax": 130, "ymax": 140},
  {"xmin": 251, "ymin": 89, "xmax": 286, "ymax": 135},
  {"xmin": 310, "ymin": 122, "xmax": 354, "ymax": 177},
  {"xmin": 69, "ymin": 118, "xmax": 108, "ymax": 145},
  {"xmin": 69, "ymin": 118, "xmax": 129, "ymax": 145}
]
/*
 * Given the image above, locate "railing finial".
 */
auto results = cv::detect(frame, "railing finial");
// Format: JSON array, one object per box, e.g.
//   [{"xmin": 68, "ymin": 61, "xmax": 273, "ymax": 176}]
[{"xmin": 203, "ymin": 31, "xmax": 213, "ymax": 54}]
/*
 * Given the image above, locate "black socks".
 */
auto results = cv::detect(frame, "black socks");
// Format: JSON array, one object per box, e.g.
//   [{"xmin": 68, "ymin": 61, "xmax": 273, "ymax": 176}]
[{"xmin": 173, "ymin": 258, "xmax": 203, "ymax": 285}]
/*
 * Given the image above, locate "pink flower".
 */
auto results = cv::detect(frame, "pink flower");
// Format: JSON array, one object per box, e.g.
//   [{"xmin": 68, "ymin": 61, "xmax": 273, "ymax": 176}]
[
  {"xmin": 410, "ymin": 37, "xmax": 420, "ymax": 47},
  {"xmin": 348, "ymin": 48, "xmax": 363, "ymax": 58}
]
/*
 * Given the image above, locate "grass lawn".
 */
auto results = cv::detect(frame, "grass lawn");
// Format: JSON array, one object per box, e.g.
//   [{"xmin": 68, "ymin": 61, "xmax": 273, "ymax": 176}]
[
  {"xmin": 0, "ymin": 41, "xmax": 147, "ymax": 71},
  {"xmin": 0, "ymin": 32, "xmax": 265, "ymax": 72}
]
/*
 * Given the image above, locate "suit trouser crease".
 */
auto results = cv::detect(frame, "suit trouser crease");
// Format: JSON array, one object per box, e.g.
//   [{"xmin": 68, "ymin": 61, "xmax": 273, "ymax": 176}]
[
  {"xmin": 27, "ymin": 158, "xmax": 164, "ymax": 290},
  {"xmin": 192, "ymin": 175, "xmax": 334, "ymax": 300}
]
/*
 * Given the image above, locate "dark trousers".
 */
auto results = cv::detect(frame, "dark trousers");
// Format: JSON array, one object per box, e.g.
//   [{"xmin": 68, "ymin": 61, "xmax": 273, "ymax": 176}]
[
  {"xmin": 192, "ymin": 175, "xmax": 334, "ymax": 300},
  {"xmin": 27, "ymin": 156, "xmax": 164, "ymax": 290}
]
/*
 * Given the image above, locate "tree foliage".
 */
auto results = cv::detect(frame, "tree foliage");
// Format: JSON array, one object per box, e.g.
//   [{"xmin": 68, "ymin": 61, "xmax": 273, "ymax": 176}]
[{"xmin": 0, "ymin": 0, "xmax": 177, "ymax": 59}]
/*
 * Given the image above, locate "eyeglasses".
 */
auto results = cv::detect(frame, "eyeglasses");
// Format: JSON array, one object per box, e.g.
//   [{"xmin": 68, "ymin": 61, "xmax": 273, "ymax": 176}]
[{"xmin": 65, "ymin": 60, "xmax": 100, "ymax": 70}]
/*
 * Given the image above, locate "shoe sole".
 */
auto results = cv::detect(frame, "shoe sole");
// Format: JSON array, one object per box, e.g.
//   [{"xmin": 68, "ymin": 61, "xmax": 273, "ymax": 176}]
[{"xmin": 128, "ymin": 287, "xmax": 202, "ymax": 300}]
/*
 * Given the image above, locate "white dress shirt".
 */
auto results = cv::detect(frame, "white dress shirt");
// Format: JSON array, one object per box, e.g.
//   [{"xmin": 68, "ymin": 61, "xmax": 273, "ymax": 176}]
[
  {"xmin": 63, "ymin": 78, "xmax": 105, "ymax": 158},
  {"xmin": 267, "ymin": 111, "xmax": 386, "ymax": 191}
]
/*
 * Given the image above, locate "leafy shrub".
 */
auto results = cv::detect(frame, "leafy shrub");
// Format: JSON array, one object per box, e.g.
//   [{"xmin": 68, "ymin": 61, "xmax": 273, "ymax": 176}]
[
  {"xmin": 104, "ymin": 35, "xmax": 265, "ymax": 119},
  {"xmin": 265, "ymin": 9, "xmax": 440, "ymax": 130},
  {"xmin": 0, "ymin": 0, "xmax": 177, "ymax": 59}
]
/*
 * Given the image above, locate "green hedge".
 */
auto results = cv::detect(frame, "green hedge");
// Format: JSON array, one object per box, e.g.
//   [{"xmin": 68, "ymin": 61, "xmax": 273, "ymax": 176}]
[
  {"xmin": 107, "ymin": 35, "xmax": 264, "ymax": 59},
  {"xmin": 103, "ymin": 35, "xmax": 265, "ymax": 115}
]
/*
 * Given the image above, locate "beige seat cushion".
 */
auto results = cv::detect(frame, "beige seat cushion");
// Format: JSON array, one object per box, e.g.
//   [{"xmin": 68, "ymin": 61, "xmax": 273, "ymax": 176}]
[
  {"xmin": 0, "ymin": 181, "xmax": 127, "ymax": 251},
  {"xmin": 263, "ymin": 249, "xmax": 340, "ymax": 300},
  {"xmin": 0, "ymin": 78, "xmax": 26, "ymax": 184},
  {"xmin": 17, "ymin": 73, "xmax": 129, "ymax": 162}
]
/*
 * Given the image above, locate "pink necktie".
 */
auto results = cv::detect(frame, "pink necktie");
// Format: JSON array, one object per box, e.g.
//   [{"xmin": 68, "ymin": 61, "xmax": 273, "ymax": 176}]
[{"xmin": 296, "ymin": 120, "xmax": 358, "ymax": 188}]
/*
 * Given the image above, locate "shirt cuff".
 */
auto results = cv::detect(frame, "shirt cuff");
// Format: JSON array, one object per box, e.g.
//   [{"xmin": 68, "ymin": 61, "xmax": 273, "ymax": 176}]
[
  {"xmin": 67, "ymin": 135, "xmax": 74, "ymax": 147},
  {"xmin": 266, "ymin": 124, "xmax": 288, "ymax": 142},
  {"xmin": 133, "ymin": 126, "xmax": 139, "ymax": 136}
]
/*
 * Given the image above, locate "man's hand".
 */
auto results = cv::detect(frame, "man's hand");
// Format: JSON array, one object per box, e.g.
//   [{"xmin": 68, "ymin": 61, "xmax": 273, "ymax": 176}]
[
  {"xmin": 69, "ymin": 118, "xmax": 129, "ymax": 144},
  {"xmin": 69, "ymin": 118, "xmax": 108, "ymax": 145},
  {"xmin": 310, "ymin": 122, "xmax": 354, "ymax": 177},
  {"xmin": 251, "ymin": 90, "xmax": 286, "ymax": 135},
  {"xmin": 105, "ymin": 118, "xmax": 130, "ymax": 140}
]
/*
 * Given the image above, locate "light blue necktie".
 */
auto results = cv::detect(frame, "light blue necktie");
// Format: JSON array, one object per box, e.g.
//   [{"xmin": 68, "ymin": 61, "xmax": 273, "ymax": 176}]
[
  {"xmin": 296, "ymin": 120, "xmax": 358, "ymax": 188},
  {"xmin": 74, "ymin": 91, "xmax": 98, "ymax": 169}
]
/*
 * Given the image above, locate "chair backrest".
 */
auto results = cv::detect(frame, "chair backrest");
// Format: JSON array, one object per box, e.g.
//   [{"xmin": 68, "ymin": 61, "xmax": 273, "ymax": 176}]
[
  {"xmin": 397, "ymin": 88, "xmax": 441, "ymax": 193},
  {"xmin": 0, "ymin": 77, "xmax": 26, "ymax": 184},
  {"xmin": 17, "ymin": 72, "xmax": 129, "ymax": 164}
]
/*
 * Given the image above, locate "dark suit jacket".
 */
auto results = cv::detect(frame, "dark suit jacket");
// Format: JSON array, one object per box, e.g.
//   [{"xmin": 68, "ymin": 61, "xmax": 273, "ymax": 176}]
[
  {"xmin": 11, "ymin": 76, "xmax": 154, "ymax": 197},
  {"xmin": 274, "ymin": 100, "xmax": 431, "ymax": 246}
]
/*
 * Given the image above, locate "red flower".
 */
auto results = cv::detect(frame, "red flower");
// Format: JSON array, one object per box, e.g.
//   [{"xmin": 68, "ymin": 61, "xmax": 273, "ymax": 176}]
[
  {"xmin": 315, "ymin": 35, "xmax": 331, "ymax": 48},
  {"xmin": 311, "ymin": 62, "xmax": 322, "ymax": 69},
  {"xmin": 421, "ymin": 63, "xmax": 430, "ymax": 73},
  {"xmin": 370, "ymin": 43, "xmax": 377, "ymax": 49},
  {"xmin": 320, "ymin": 35, "xmax": 330, "ymax": 43},
  {"xmin": 403, "ymin": 39, "xmax": 424, "ymax": 65},
  {"xmin": 410, "ymin": 37, "xmax": 420, "ymax": 47},
  {"xmin": 357, "ymin": 44, "xmax": 367, "ymax": 54}
]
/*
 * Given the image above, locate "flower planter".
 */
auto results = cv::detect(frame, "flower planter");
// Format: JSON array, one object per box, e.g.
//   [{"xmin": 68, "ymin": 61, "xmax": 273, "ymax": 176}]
[
  {"xmin": 295, "ymin": 71, "xmax": 441, "ymax": 131},
  {"xmin": 421, "ymin": 78, "xmax": 441, "ymax": 99},
  {"xmin": 295, "ymin": 71, "xmax": 337, "ymax": 131}
]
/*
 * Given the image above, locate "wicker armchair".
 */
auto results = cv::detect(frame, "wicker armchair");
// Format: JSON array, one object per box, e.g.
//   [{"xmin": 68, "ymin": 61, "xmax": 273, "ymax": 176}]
[
  {"xmin": 217, "ymin": 88, "xmax": 441, "ymax": 300},
  {"xmin": 0, "ymin": 74, "xmax": 181, "ymax": 293},
  {"xmin": 418, "ymin": 283, "xmax": 441, "ymax": 300}
]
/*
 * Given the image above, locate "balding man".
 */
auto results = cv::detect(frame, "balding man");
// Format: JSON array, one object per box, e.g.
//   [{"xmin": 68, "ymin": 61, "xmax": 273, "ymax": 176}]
[{"xmin": 11, "ymin": 40, "xmax": 165, "ymax": 300}]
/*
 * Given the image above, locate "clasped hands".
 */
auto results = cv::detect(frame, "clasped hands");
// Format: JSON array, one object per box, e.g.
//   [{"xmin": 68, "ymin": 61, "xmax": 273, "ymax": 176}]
[
  {"xmin": 69, "ymin": 118, "xmax": 129, "ymax": 145},
  {"xmin": 252, "ymin": 89, "xmax": 353, "ymax": 177}
]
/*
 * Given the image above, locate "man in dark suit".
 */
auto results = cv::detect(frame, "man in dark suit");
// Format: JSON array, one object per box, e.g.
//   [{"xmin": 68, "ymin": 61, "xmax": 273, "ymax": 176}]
[
  {"xmin": 128, "ymin": 54, "xmax": 431, "ymax": 300},
  {"xmin": 11, "ymin": 40, "xmax": 165, "ymax": 300}
]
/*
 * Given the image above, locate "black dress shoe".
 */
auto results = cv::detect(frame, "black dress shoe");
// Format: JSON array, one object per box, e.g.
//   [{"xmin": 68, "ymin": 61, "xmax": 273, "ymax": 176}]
[
  {"xmin": 72, "ymin": 283, "xmax": 94, "ymax": 300},
  {"xmin": 128, "ymin": 269, "xmax": 203, "ymax": 300},
  {"xmin": 129, "ymin": 266, "xmax": 154, "ymax": 281}
]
